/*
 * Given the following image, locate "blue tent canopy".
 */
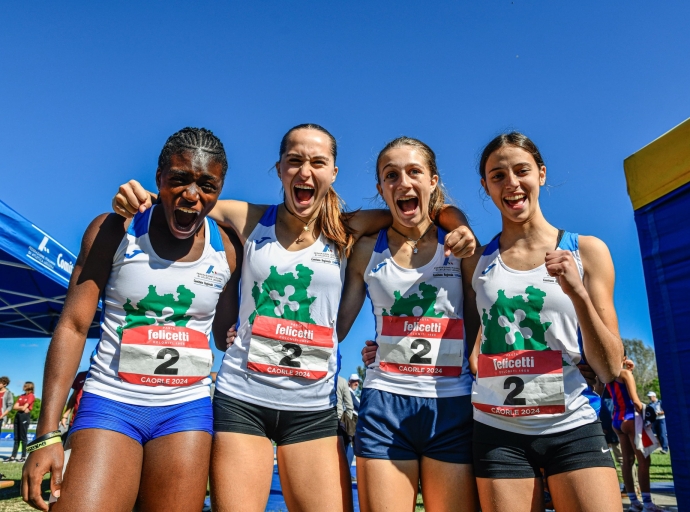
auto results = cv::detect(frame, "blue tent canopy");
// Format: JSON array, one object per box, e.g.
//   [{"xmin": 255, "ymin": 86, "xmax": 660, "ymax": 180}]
[{"xmin": 0, "ymin": 199, "xmax": 100, "ymax": 338}]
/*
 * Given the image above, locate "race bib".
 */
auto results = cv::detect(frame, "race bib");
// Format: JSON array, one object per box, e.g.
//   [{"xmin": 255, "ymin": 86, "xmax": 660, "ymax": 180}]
[
  {"xmin": 473, "ymin": 350, "xmax": 565, "ymax": 417},
  {"xmin": 247, "ymin": 315, "xmax": 334, "ymax": 380},
  {"xmin": 377, "ymin": 316, "xmax": 464, "ymax": 377},
  {"xmin": 118, "ymin": 325, "xmax": 212, "ymax": 387}
]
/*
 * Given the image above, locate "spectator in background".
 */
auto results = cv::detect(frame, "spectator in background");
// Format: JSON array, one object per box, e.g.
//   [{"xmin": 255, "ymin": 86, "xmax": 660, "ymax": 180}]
[
  {"xmin": 8, "ymin": 382, "xmax": 35, "ymax": 462},
  {"xmin": 346, "ymin": 374, "xmax": 361, "ymax": 468},
  {"xmin": 348, "ymin": 374, "xmax": 360, "ymax": 418},
  {"xmin": 60, "ymin": 371, "xmax": 88, "ymax": 440},
  {"xmin": 0, "ymin": 376, "xmax": 13, "ymax": 429},
  {"xmin": 336, "ymin": 376, "xmax": 355, "ymax": 453},
  {"xmin": 647, "ymin": 392, "xmax": 668, "ymax": 454}
]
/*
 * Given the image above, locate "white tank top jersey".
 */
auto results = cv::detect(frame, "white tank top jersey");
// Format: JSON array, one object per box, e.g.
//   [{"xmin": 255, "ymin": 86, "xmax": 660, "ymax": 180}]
[
  {"xmin": 215, "ymin": 205, "xmax": 346, "ymax": 411},
  {"xmin": 83, "ymin": 206, "xmax": 231, "ymax": 406},
  {"xmin": 363, "ymin": 228, "xmax": 472, "ymax": 398},
  {"xmin": 471, "ymin": 231, "xmax": 598, "ymax": 435}
]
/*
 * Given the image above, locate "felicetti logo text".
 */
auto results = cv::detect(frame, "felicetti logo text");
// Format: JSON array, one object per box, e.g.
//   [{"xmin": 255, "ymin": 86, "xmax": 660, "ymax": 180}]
[
  {"xmin": 275, "ymin": 323, "xmax": 314, "ymax": 341},
  {"xmin": 57, "ymin": 253, "xmax": 74, "ymax": 274},
  {"xmin": 403, "ymin": 320, "xmax": 441, "ymax": 333},
  {"xmin": 148, "ymin": 329, "xmax": 190, "ymax": 342},
  {"xmin": 493, "ymin": 355, "xmax": 535, "ymax": 370}
]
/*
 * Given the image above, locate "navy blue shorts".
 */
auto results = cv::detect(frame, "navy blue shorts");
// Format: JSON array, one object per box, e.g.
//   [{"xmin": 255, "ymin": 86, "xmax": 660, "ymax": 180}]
[
  {"xmin": 70, "ymin": 392, "xmax": 213, "ymax": 445},
  {"xmin": 354, "ymin": 388, "xmax": 473, "ymax": 464}
]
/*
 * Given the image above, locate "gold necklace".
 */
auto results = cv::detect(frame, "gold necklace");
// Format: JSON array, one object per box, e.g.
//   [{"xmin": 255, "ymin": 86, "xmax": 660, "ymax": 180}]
[
  {"xmin": 283, "ymin": 203, "xmax": 318, "ymax": 243},
  {"xmin": 390, "ymin": 223, "xmax": 434, "ymax": 254}
]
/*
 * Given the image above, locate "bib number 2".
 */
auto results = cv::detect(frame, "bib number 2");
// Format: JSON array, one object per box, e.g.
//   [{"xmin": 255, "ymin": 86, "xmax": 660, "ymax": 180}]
[
  {"xmin": 247, "ymin": 316, "xmax": 334, "ymax": 380},
  {"xmin": 278, "ymin": 343, "xmax": 303, "ymax": 368},
  {"xmin": 473, "ymin": 350, "xmax": 565, "ymax": 417},
  {"xmin": 154, "ymin": 348, "xmax": 180, "ymax": 375},
  {"xmin": 118, "ymin": 325, "xmax": 212, "ymax": 387},
  {"xmin": 377, "ymin": 316, "xmax": 464, "ymax": 377}
]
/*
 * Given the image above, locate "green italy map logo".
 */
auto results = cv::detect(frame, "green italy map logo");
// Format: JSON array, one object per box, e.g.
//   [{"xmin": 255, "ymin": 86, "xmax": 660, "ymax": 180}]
[
  {"xmin": 250, "ymin": 264, "xmax": 316, "ymax": 324},
  {"xmin": 383, "ymin": 282, "xmax": 443, "ymax": 318},
  {"xmin": 481, "ymin": 285, "xmax": 552, "ymax": 354},
  {"xmin": 117, "ymin": 285, "xmax": 195, "ymax": 339}
]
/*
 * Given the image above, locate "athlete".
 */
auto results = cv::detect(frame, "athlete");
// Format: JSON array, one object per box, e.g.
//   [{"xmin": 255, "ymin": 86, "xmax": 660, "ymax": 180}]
[
  {"xmin": 338, "ymin": 137, "xmax": 478, "ymax": 512},
  {"xmin": 22, "ymin": 128, "xmax": 242, "ymax": 512},
  {"xmin": 607, "ymin": 354, "xmax": 663, "ymax": 511},
  {"xmin": 112, "ymin": 124, "xmax": 476, "ymax": 512},
  {"xmin": 463, "ymin": 132, "xmax": 624, "ymax": 512}
]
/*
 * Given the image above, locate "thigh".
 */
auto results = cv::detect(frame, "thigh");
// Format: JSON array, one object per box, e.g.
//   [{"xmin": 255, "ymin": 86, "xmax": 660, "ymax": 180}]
[
  {"xmin": 356, "ymin": 457, "xmax": 418, "ymax": 512},
  {"xmin": 476, "ymin": 477, "xmax": 543, "ymax": 512},
  {"xmin": 210, "ymin": 432, "xmax": 275, "ymax": 512},
  {"xmin": 420, "ymin": 458, "xmax": 477, "ymax": 512},
  {"xmin": 548, "ymin": 467, "xmax": 621, "ymax": 512},
  {"xmin": 278, "ymin": 436, "xmax": 352, "ymax": 512},
  {"xmin": 136, "ymin": 431, "xmax": 212, "ymax": 512},
  {"xmin": 53, "ymin": 429, "xmax": 143, "ymax": 512}
]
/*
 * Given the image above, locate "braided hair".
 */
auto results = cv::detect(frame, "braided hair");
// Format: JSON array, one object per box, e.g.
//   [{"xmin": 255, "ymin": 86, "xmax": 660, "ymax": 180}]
[{"xmin": 158, "ymin": 127, "xmax": 228, "ymax": 179}]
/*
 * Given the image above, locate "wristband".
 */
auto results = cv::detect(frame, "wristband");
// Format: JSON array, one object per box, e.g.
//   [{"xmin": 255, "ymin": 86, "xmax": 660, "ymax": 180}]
[
  {"xmin": 26, "ymin": 436, "xmax": 62, "ymax": 453},
  {"xmin": 27, "ymin": 430, "xmax": 62, "ymax": 449}
]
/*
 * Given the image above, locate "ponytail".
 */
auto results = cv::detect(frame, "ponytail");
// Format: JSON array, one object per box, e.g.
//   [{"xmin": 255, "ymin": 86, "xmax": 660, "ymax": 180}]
[
  {"xmin": 318, "ymin": 186, "xmax": 356, "ymax": 258},
  {"xmin": 428, "ymin": 182, "xmax": 448, "ymax": 221}
]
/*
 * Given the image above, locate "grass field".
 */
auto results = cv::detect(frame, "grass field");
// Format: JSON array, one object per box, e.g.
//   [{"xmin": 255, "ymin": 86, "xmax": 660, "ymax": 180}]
[
  {"xmin": 0, "ymin": 452, "xmax": 676, "ymax": 511},
  {"xmin": 613, "ymin": 451, "xmax": 674, "ymax": 483}
]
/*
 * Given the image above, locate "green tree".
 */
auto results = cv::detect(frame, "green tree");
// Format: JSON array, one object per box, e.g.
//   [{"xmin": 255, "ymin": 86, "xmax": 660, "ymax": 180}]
[
  {"xmin": 30, "ymin": 398, "xmax": 41, "ymax": 422},
  {"xmin": 622, "ymin": 338, "xmax": 659, "ymax": 398}
]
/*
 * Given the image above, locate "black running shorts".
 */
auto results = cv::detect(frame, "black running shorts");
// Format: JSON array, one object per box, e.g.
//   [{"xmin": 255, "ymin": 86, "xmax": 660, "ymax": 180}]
[
  {"xmin": 213, "ymin": 390, "xmax": 338, "ymax": 445},
  {"xmin": 473, "ymin": 420, "xmax": 615, "ymax": 479}
]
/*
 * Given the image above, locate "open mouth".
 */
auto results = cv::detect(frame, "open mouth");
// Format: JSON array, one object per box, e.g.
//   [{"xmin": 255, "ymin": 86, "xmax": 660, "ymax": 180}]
[
  {"xmin": 503, "ymin": 194, "xmax": 526, "ymax": 210},
  {"xmin": 293, "ymin": 183, "xmax": 315, "ymax": 205},
  {"xmin": 396, "ymin": 196, "xmax": 419, "ymax": 215},
  {"xmin": 174, "ymin": 207, "xmax": 199, "ymax": 230}
]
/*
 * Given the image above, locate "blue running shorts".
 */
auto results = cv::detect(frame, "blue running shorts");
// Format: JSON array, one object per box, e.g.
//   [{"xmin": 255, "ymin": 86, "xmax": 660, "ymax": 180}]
[
  {"xmin": 354, "ymin": 388, "xmax": 473, "ymax": 464},
  {"xmin": 70, "ymin": 392, "xmax": 213, "ymax": 444}
]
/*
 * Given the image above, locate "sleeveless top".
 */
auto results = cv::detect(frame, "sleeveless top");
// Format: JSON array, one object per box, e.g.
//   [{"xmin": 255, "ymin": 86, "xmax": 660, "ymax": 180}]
[
  {"xmin": 215, "ymin": 205, "xmax": 346, "ymax": 411},
  {"xmin": 607, "ymin": 380, "xmax": 635, "ymax": 422},
  {"xmin": 471, "ymin": 232, "xmax": 598, "ymax": 434},
  {"xmin": 363, "ymin": 228, "xmax": 472, "ymax": 398},
  {"xmin": 84, "ymin": 206, "xmax": 231, "ymax": 406}
]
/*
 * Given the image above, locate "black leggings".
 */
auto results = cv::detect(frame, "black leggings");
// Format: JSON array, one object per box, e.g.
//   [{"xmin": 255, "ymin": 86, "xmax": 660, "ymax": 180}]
[{"xmin": 12, "ymin": 412, "xmax": 30, "ymax": 458}]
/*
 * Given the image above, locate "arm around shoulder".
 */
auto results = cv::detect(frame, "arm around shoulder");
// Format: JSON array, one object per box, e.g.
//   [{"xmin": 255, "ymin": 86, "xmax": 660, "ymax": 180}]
[
  {"xmin": 462, "ymin": 249, "xmax": 483, "ymax": 371},
  {"xmin": 336, "ymin": 234, "xmax": 376, "ymax": 341},
  {"xmin": 212, "ymin": 226, "xmax": 243, "ymax": 351},
  {"xmin": 209, "ymin": 200, "xmax": 268, "ymax": 243}
]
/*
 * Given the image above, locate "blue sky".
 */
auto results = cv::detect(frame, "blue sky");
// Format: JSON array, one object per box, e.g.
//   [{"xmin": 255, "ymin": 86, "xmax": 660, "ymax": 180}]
[{"xmin": 1, "ymin": 1, "xmax": 689, "ymax": 397}]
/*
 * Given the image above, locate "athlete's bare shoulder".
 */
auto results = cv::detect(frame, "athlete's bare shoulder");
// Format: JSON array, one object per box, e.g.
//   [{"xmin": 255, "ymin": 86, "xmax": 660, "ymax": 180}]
[
  {"xmin": 577, "ymin": 235, "xmax": 611, "ymax": 260},
  {"xmin": 81, "ymin": 213, "xmax": 128, "ymax": 255},
  {"xmin": 577, "ymin": 235, "xmax": 614, "ymax": 278},
  {"xmin": 217, "ymin": 224, "xmax": 243, "ymax": 274}
]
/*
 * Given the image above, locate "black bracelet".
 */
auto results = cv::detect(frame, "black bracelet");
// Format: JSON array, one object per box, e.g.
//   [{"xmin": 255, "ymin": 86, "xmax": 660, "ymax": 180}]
[{"xmin": 27, "ymin": 430, "xmax": 62, "ymax": 448}]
